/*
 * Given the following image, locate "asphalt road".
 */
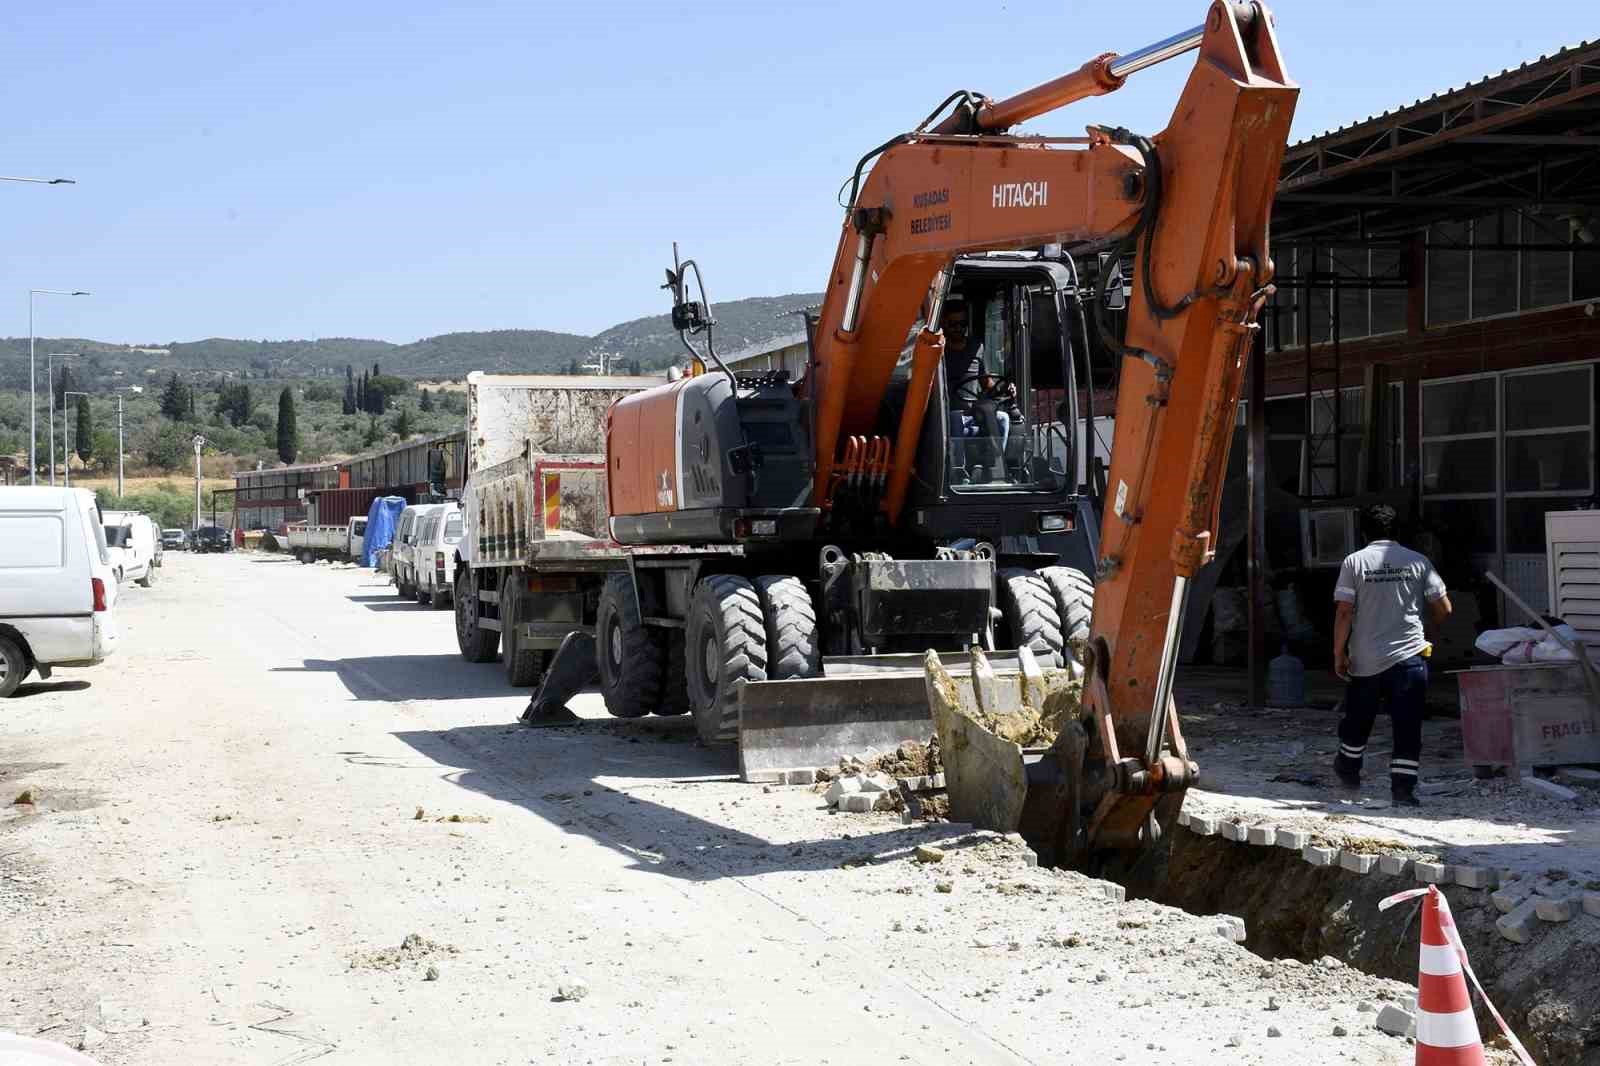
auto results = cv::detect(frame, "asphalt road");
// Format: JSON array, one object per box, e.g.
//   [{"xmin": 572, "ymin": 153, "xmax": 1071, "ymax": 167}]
[{"xmin": 1, "ymin": 553, "xmax": 1429, "ymax": 1065}]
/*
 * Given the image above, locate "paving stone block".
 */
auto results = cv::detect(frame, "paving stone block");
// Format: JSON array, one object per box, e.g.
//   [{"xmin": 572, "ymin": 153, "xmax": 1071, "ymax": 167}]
[
  {"xmin": 1177, "ymin": 810, "xmax": 1192, "ymax": 828},
  {"xmin": 1374, "ymin": 1004, "xmax": 1415, "ymax": 1037},
  {"xmin": 1247, "ymin": 826, "xmax": 1277, "ymax": 846},
  {"xmin": 823, "ymin": 776, "xmax": 862, "ymax": 805},
  {"xmin": 1303, "ymin": 845, "xmax": 1337, "ymax": 867},
  {"xmin": 1583, "ymin": 892, "xmax": 1600, "ymax": 918},
  {"xmin": 1496, "ymin": 899, "xmax": 1540, "ymax": 944},
  {"xmin": 1275, "ymin": 828, "xmax": 1311, "ymax": 850},
  {"xmin": 1555, "ymin": 766, "xmax": 1600, "ymax": 787},
  {"xmin": 783, "ymin": 768, "xmax": 817, "ymax": 786},
  {"xmin": 1094, "ymin": 882, "xmax": 1126, "ymax": 904},
  {"xmin": 1339, "ymin": 851, "xmax": 1377, "ymax": 875},
  {"xmin": 1378, "ymin": 855, "xmax": 1412, "ymax": 877},
  {"xmin": 1189, "ymin": 816, "xmax": 1219, "ymax": 836},
  {"xmin": 1522, "ymin": 775, "xmax": 1581, "ymax": 802},
  {"xmin": 1219, "ymin": 821, "xmax": 1247, "ymax": 842},
  {"xmin": 1413, "ymin": 861, "xmax": 1448, "ymax": 883},
  {"xmin": 1535, "ymin": 896, "xmax": 1577, "ymax": 923},
  {"xmin": 1452, "ymin": 865, "xmax": 1497, "ymax": 889},
  {"xmin": 837, "ymin": 793, "xmax": 875, "ymax": 813},
  {"xmin": 1213, "ymin": 915, "xmax": 1247, "ymax": 943},
  {"xmin": 1491, "ymin": 888, "xmax": 1528, "ymax": 915}
]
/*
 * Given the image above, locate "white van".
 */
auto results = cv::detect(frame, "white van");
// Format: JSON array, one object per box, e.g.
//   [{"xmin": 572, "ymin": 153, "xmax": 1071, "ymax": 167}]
[
  {"xmin": 0, "ymin": 487, "xmax": 120, "ymax": 697},
  {"xmin": 412, "ymin": 503, "xmax": 464, "ymax": 608},
  {"xmin": 391, "ymin": 503, "xmax": 444, "ymax": 600},
  {"xmin": 102, "ymin": 510, "xmax": 160, "ymax": 587}
]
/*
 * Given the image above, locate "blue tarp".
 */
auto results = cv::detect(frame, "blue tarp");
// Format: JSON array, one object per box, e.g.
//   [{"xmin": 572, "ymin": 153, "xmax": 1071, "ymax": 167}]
[{"xmin": 361, "ymin": 496, "xmax": 407, "ymax": 567}]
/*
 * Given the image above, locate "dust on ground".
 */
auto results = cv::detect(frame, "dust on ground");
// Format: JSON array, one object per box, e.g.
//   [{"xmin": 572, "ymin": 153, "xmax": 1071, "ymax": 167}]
[{"xmin": 347, "ymin": 932, "xmax": 459, "ymax": 971}]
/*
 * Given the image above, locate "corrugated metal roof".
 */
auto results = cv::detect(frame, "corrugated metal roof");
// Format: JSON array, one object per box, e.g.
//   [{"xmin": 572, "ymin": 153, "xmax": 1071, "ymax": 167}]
[
  {"xmin": 231, "ymin": 460, "xmax": 337, "ymax": 480},
  {"xmin": 1289, "ymin": 38, "xmax": 1598, "ymax": 149},
  {"xmin": 723, "ymin": 330, "xmax": 809, "ymax": 368}
]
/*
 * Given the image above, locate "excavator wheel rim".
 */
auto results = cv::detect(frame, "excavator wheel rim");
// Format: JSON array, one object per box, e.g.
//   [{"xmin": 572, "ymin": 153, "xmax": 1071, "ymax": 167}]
[{"xmin": 684, "ymin": 574, "xmax": 767, "ymax": 746}]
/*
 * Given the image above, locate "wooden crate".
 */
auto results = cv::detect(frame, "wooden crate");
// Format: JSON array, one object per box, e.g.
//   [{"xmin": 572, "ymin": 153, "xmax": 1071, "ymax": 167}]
[{"xmin": 1453, "ymin": 663, "xmax": 1600, "ymax": 769}]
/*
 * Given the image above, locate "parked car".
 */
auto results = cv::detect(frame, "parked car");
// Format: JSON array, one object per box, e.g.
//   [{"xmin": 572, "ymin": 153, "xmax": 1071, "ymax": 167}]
[
  {"xmin": 413, "ymin": 504, "xmax": 464, "ymax": 608},
  {"xmin": 391, "ymin": 503, "xmax": 445, "ymax": 600},
  {"xmin": 0, "ymin": 487, "xmax": 120, "ymax": 697},
  {"xmin": 192, "ymin": 526, "xmax": 233, "ymax": 553},
  {"xmin": 161, "ymin": 528, "xmax": 187, "ymax": 551},
  {"xmin": 102, "ymin": 511, "xmax": 160, "ymax": 587}
]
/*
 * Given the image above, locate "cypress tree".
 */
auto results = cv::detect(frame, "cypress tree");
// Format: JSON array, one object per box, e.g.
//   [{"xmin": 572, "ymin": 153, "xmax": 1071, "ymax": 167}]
[{"xmin": 277, "ymin": 387, "xmax": 298, "ymax": 463}]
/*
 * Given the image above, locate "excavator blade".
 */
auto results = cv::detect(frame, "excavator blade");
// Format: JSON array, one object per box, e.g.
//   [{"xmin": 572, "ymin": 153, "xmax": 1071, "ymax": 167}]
[{"xmin": 737, "ymin": 651, "xmax": 1024, "ymax": 784}]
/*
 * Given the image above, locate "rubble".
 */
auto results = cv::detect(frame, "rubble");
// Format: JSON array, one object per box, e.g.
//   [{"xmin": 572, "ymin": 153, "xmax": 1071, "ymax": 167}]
[
  {"xmin": 1495, "ymin": 899, "xmax": 1541, "ymax": 944},
  {"xmin": 1522, "ymin": 776, "xmax": 1580, "ymax": 803},
  {"xmin": 555, "ymin": 979, "xmax": 589, "ymax": 1002},
  {"xmin": 913, "ymin": 845, "xmax": 945, "ymax": 864},
  {"xmin": 1373, "ymin": 1003, "xmax": 1414, "ymax": 1037}
]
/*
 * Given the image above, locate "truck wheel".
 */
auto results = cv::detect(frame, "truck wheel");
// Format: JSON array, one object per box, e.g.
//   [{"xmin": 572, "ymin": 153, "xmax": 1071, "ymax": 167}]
[
  {"xmin": 596, "ymin": 573, "xmax": 663, "ymax": 719},
  {"xmin": 0, "ymin": 635, "xmax": 29, "ymax": 698},
  {"xmin": 430, "ymin": 587, "xmax": 450, "ymax": 610},
  {"xmin": 416, "ymin": 581, "xmax": 431, "ymax": 606},
  {"xmin": 137, "ymin": 565, "xmax": 157, "ymax": 588},
  {"xmin": 1036, "ymin": 565, "xmax": 1094, "ymax": 668},
  {"xmin": 656, "ymin": 630, "xmax": 690, "ymax": 716},
  {"xmin": 998, "ymin": 568, "xmax": 1064, "ymax": 668},
  {"xmin": 455, "ymin": 571, "xmax": 499, "ymax": 663},
  {"xmin": 502, "ymin": 578, "xmax": 547, "ymax": 687},
  {"xmin": 755, "ymin": 575, "xmax": 820, "ymax": 680},
  {"xmin": 685, "ymin": 575, "xmax": 767, "ymax": 746}
]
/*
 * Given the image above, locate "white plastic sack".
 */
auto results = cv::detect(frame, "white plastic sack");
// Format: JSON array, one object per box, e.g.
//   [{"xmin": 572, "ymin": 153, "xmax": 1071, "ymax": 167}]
[
  {"xmin": 1530, "ymin": 624, "xmax": 1583, "ymax": 663},
  {"xmin": 1474, "ymin": 626, "xmax": 1541, "ymax": 657}
]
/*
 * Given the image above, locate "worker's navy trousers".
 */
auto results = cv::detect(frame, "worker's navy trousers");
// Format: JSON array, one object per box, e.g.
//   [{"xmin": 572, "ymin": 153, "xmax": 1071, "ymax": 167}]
[{"xmin": 1334, "ymin": 654, "xmax": 1427, "ymax": 790}]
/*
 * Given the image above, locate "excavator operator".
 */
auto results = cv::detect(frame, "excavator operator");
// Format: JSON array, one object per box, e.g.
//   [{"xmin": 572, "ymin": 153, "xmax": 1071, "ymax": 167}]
[{"xmin": 941, "ymin": 295, "xmax": 1018, "ymax": 483}]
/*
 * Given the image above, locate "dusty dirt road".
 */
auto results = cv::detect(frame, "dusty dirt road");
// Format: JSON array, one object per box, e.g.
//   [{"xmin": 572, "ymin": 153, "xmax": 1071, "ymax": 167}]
[{"xmin": 3, "ymin": 553, "xmax": 1442, "ymax": 1065}]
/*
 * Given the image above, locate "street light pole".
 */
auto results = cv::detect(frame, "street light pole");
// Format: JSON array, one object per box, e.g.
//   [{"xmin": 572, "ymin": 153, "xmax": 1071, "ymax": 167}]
[
  {"xmin": 1, "ymin": 176, "xmax": 76, "ymax": 185},
  {"xmin": 63, "ymin": 391, "xmax": 90, "ymax": 489},
  {"xmin": 118, "ymin": 394, "xmax": 125, "ymax": 497},
  {"xmin": 27, "ymin": 289, "xmax": 89, "ymax": 486},
  {"xmin": 192, "ymin": 434, "xmax": 207, "ymax": 533}
]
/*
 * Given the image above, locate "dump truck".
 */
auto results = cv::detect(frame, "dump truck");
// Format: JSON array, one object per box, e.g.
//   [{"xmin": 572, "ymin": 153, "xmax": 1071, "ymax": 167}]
[
  {"xmin": 540, "ymin": 2, "xmax": 1298, "ymax": 872},
  {"xmin": 452, "ymin": 373, "xmax": 662, "ymax": 686}
]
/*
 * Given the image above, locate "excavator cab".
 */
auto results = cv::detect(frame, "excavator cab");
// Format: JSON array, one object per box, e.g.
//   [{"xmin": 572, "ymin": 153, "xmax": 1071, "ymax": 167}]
[{"xmin": 900, "ymin": 255, "xmax": 1099, "ymax": 577}]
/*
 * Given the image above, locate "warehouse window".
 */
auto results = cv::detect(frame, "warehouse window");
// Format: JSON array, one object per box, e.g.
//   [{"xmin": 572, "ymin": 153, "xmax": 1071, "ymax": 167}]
[
  {"xmin": 1420, "ymin": 374, "xmax": 1498, "ymax": 554},
  {"xmin": 1503, "ymin": 365, "xmax": 1593, "ymax": 552},
  {"xmin": 1427, "ymin": 212, "xmax": 1593, "ymax": 326}
]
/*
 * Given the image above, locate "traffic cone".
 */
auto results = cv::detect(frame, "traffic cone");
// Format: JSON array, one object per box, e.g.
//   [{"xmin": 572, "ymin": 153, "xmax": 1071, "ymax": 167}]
[{"xmin": 1414, "ymin": 885, "xmax": 1487, "ymax": 1065}]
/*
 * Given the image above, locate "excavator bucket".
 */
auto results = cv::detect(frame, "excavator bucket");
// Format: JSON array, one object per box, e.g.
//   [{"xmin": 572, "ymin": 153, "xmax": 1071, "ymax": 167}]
[
  {"xmin": 924, "ymin": 647, "xmax": 1088, "ymax": 862},
  {"xmin": 737, "ymin": 651, "xmax": 1027, "ymax": 783}
]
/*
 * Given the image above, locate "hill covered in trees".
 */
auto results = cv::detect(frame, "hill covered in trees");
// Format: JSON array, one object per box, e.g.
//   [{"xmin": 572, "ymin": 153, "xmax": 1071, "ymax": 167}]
[{"xmin": 0, "ymin": 292, "xmax": 822, "ymax": 388}]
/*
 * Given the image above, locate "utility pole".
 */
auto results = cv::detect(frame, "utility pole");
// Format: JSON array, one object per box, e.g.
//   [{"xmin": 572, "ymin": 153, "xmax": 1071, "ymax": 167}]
[
  {"xmin": 192, "ymin": 434, "xmax": 206, "ymax": 532},
  {"xmin": 117, "ymin": 394, "xmax": 125, "ymax": 497}
]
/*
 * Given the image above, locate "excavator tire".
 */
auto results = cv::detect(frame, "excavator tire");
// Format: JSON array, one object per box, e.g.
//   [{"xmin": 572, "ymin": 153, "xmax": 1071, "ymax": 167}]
[
  {"xmin": 656, "ymin": 630, "xmax": 690, "ymax": 716},
  {"xmin": 596, "ymin": 572, "xmax": 663, "ymax": 719},
  {"xmin": 1036, "ymin": 565, "xmax": 1094, "ymax": 666},
  {"xmin": 998, "ymin": 568, "xmax": 1064, "ymax": 667},
  {"xmin": 685, "ymin": 574, "xmax": 767, "ymax": 746},
  {"xmin": 501, "ymin": 578, "xmax": 548, "ymax": 687},
  {"xmin": 754, "ymin": 575, "xmax": 821, "ymax": 681},
  {"xmin": 455, "ymin": 570, "xmax": 499, "ymax": 663}
]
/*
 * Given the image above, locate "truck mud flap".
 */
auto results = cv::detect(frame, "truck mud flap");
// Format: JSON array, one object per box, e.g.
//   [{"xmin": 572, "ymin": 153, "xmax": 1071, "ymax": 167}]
[{"xmin": 736, "ymin": 651, "xmax": 1021, "ymax": 784}]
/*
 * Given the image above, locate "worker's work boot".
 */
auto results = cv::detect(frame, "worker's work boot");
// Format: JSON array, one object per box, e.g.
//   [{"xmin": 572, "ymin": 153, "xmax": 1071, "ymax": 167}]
[
  {"xmin": 1391, "ymin": 782, "xmax": 1421, "ymax": 808},
  {"xmin": 1332, "ymin": 753, "xmax": 1361, "ymax": 790}
]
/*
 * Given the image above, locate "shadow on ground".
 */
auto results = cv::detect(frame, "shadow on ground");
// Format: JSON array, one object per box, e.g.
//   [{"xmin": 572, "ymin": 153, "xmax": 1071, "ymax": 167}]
[
  {"xmin": 272, "ymin": 655, "xmax": 513, "ymax": 701},
  {"xmin": 8, "ymin": 680, "xmax": 92, "ymax": 698},
  {"xmin": 391, "ymin": 719, "xmax": 975, "ymax": 882}
]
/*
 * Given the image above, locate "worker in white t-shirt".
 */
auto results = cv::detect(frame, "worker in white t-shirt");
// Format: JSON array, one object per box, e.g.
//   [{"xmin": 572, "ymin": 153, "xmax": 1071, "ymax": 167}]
[{"xmin": 1332, "ymin": 504, "xmax": 1452, "ymax": 807}]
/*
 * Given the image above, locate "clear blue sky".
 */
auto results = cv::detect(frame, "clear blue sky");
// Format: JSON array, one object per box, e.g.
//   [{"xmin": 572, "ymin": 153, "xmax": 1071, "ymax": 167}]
[{"xmin": 2, "ymin": 1, "xmax": 1588, "ymax": 345}]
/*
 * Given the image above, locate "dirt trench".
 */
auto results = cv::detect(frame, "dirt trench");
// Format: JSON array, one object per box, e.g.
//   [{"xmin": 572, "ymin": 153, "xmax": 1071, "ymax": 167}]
[{"xmin": 1130, "ymin": 828, "xmax": 1600, "ymax": 1065}]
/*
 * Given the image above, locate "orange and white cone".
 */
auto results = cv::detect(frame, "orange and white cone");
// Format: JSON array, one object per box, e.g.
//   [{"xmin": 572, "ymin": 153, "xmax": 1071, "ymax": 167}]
[
  {"xmin": 1414, "ymin": 885, "xmax": 1486, "ymax": 1064},
  {"xmin": 1379, "ymin": 884, "xmax": 1537, "ymax": 1066}
]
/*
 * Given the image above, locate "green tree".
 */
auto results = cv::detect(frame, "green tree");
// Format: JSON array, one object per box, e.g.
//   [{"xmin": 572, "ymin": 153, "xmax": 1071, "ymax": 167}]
[
  {"xmin": 160, "ymin": 373, "xmax": 190, "ymax": 420},
  {"xmin": 54, "ymin": 365, "xmax": 75, "ymax": 411},
  {"xmin": 74, "ymin": 395, "xmax": 94, "ymax": 462},
  {"xmin": 362, "ymin": 414, "xmax": 382, "ymax": 446},
  {"xmin": 418, "ymin": 388, "xmax": 434, "ymax": 413},
  {"xmin": 392, "ymin": 405, "xmax": 414, "ymax": 439},
  {"xmin": 215, "ymin": 382, "xmax": 253, "ymax": 427},
  {"xmin": 343, "ymin": 364, "xmax": 357, "ymax": 415},
  {"xmin": 277, "ymin": 387, "xmax": 297, "ymax": 463}
]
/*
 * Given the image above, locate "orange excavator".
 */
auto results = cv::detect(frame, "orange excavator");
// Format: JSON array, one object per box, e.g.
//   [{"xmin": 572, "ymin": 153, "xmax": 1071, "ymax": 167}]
[{"xmin": 594, "ymin": 1, "xmax": 1296, "ymax": 867}]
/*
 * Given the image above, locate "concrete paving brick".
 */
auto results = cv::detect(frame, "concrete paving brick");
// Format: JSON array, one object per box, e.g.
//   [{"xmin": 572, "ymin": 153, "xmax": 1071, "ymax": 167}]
[
  {"xmin": 782, "ymin": 768, "xmax": 817, "ymax": 786},
  {"xmin": 1339, "ymin": 851, "xmax": 1377, "ymax": 875},
  {"xmin": 1496, "ymin": 899, "xmax": 1540, "ymax": 943},
  {"xmin": 1374, "ymin": 1004, "xmax": 1414, "ymax": 1037},
  {"xmin": 1219, "ymin": 821, "xmax": 1247, "ymax": 842},
  {"xmin": 1177, "ymin": 810, "xmax": 1192, "ymax": 828},
  {"xmin": 1535, "ymin": 896, "xmax": 1577, "ymax": 922},
  {"xmin": 1275, "ymin": 828, "xmax": 1310, "ymax": 850},
  {"xmin": 1490, "ymin": 888, "xmax": 1528, "ymax": 915},
  {"xmin": 823, "ymin": 776, "xmax": 862, "ymax": 805},
  {"xmin": 1189, "ymin": 816, "xmax": 1219, "ymax": 836},
  {"xmin": 1213, "ymin": 915, "xmax": 1247, "ymax": 943},
  {"xmin": 1452, "ymin": 865, "xmax": 1497, "ymax": 889},
  {"xmin": 1303, "ymin": 845, "xmax": 1337, "ymax": 867},
  {"xmin": 1378, "ymin": 855, "xmax": 1412, "ymax": 877},
  {"xmin": 1584, "ymin": 892, "xmax": 1600, "ymax": 918},
  {"xmin": 1413, "ymin": 861, "xmax": 1447, "ymax": 883},
  {"xmin": 837, "ymin": 793, "xmax": 875, "ymax": 813},
  {"xmin": 1094, "ymin": 882, "xmax": 1126, "ymax": 903},
  {"xmin": 1247, "ymin": 826, "xmax": 1277, "ymax": 846}
]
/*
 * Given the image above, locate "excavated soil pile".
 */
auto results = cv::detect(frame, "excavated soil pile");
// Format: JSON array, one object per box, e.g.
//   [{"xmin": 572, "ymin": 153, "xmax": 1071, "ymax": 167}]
[{"xmin": 1149, "ymin": 829, "xmax": 1600, "ymax": 1065}]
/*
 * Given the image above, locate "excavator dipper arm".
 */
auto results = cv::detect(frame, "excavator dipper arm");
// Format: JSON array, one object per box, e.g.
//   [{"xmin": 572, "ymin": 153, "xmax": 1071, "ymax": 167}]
[{"xmin": 808, "ymin": 1, "xmax": 1297, "ymax": 857}]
